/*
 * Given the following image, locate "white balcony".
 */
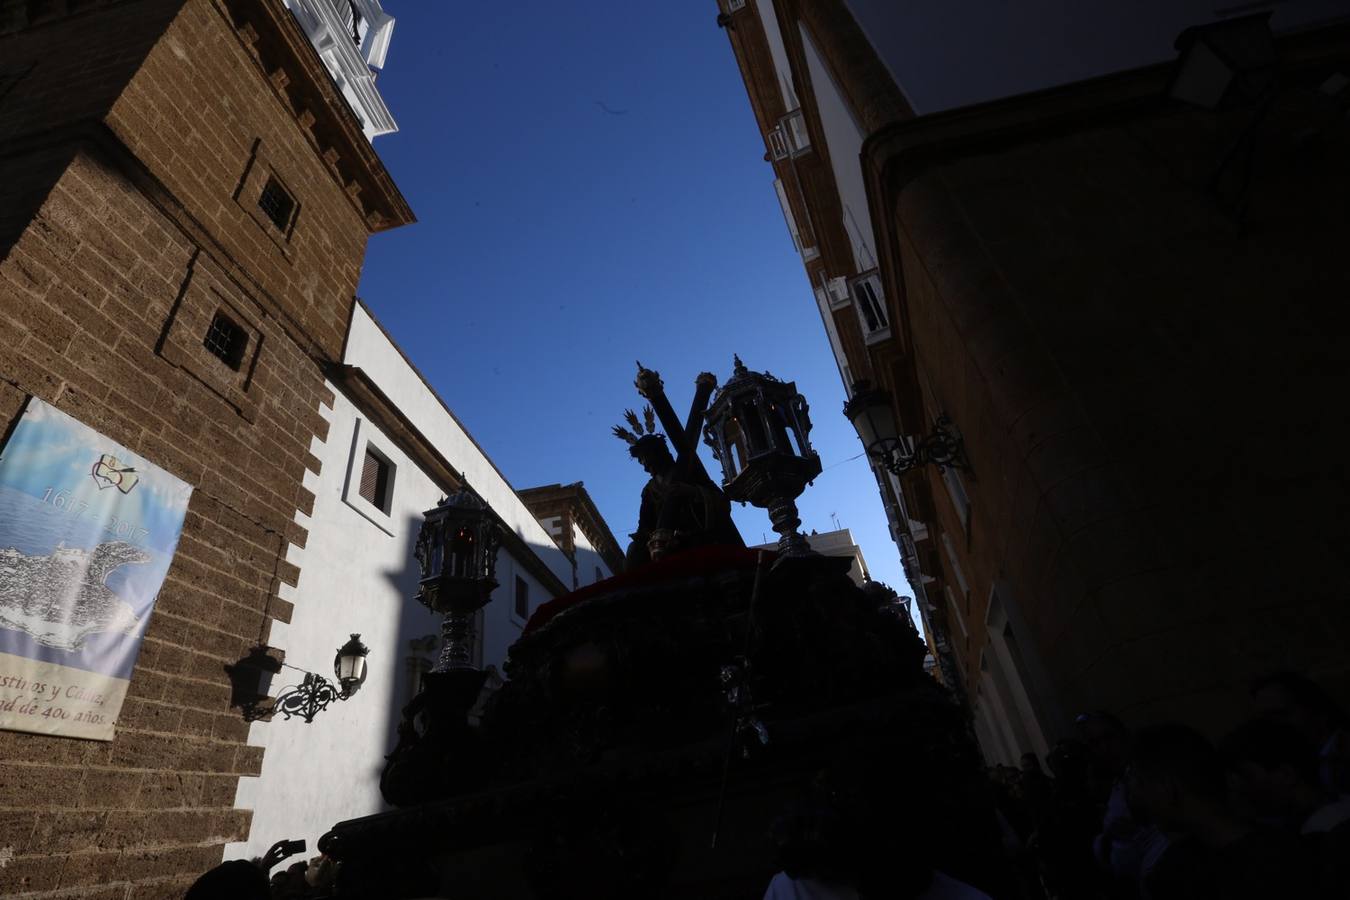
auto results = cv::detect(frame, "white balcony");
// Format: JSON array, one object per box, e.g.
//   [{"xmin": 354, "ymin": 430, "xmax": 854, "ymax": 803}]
[{"xmin": 283, "ymin": 0, "xmax": 397, "ymax": 141}]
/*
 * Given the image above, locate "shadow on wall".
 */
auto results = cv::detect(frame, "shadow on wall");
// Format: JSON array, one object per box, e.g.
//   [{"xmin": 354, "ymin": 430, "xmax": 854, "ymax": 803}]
[
  {"xmin": 369, "ymin": 507, "xmax": 586, "ymax": 798},
  {"xmin": 373, "ymin": 510, "xmax": 439, "ymax": 786}
]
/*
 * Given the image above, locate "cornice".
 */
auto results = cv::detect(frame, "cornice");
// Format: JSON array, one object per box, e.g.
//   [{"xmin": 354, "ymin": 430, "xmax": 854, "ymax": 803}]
[
  {"xmin": 860, "ymin": 21, "xmax": 1350, "ymax": 221},
  {"xmin": 218, "ymin": 0, "xmax": 413, "ymax": 232},
  {"xmin": 331, "ymin": 364, "xmax": 569, "ymax": 599}
]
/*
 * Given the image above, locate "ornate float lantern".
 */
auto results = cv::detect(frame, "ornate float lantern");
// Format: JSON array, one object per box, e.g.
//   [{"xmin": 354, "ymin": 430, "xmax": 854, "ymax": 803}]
[
  {"xmin": 414, "ymin": 487, "xmax": 501, "ymax": 671},
  {"xmin": 703, "ymin": 356, "xmax": 820, "ymax": 556}
]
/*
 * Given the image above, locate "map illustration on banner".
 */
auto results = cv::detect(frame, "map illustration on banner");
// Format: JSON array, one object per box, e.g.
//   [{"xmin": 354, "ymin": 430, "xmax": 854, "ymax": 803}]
[{"xmin": 0, "ymin": 399, "xmax": 191, "ymax": 740}]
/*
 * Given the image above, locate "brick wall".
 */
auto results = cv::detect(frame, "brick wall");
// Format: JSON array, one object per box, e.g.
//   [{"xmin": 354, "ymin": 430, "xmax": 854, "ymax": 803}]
[
  {"xmin": 889, "ymin": 66, "xmax": 1350, "ymax": 736},
  {"xmin": 0, "ymin": 0, "xmax": 399, "ymax": 895}
]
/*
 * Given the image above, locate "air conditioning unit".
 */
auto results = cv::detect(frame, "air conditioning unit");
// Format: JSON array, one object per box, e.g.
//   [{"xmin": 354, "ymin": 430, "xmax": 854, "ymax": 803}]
[
  {"xmin": 781, "ymin": 109, "xmax": 810, "ymax": 154},
  {"xmin": 825, "ymin": 276, "xmax": 850, "ymax": 308}
]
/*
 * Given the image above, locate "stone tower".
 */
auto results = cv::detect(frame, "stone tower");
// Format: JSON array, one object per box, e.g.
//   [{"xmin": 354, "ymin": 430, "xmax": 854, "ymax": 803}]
[{"xmin": 0, "ymin": 0, "xmax": 411, "ymax": 894}]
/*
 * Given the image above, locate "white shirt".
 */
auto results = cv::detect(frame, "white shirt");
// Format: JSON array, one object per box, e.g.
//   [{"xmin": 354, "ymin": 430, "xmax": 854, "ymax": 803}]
[
  {"xmin": 763, "ymin": 870, "xmax": 991, "ymax": 900},
  {"xmin": 1301, "ymin": 794, "xmax": 1350, "ymax": 835}
]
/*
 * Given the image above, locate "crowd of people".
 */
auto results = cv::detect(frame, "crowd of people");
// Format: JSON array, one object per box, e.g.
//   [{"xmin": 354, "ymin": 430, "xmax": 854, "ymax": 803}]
[
  {"xmin": 183, "ymin": 837, "xmax": 338, "ymax": 900},
  {"xmin": 986, "ymin": 671, "xmax": 1350, "ymax": 899},
  {"xmin": 184, "ymin": 670, "xmax": 1349, "ymax": 899}
]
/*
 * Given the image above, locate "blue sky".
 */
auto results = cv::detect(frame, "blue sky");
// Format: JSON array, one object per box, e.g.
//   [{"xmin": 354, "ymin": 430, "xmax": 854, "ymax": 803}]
[{"xmin": 357, "ymin": 1, "xmax": 913, "ymax": 602}]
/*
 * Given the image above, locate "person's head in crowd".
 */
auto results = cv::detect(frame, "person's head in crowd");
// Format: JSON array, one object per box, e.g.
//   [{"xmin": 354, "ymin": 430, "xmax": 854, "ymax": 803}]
[
  {"xmin": 1221, "ymin": 718, "xmax": 1325, "ymax": 828},
  {"xmin": 183, "ymin": 859, "xmax": 270, "ymax": 900},
  {"xmin": 1251, "ymin": 671, "xmax": 1347, "ymax": 749},
  {"xmin": 771, "ymin": 734, "xmax": 940, "ymax": 898},
  {"xmin": 1126, "ymin": 724, "xmax": 1229, "ymax": 836},
  {"xmin": 1019, "ymin": 752, "xmax": 1043, "ymax": 776},
  {"xmin": 1075, "ymin": 710, "xmax": 1132, "ymax": 781},
  {"xmin": 1047, "ymin": 738, "xmax": 1091, "ymax": 784}
]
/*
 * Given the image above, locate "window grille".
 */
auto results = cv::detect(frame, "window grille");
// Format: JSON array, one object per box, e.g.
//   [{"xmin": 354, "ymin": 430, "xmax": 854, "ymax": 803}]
[
  {"xmin": 202, "ymin": 312, "xmax": 248, "ymax": 370},
  {"xmin": 258, "ymin": 177, "xmax": 295, "ymax": 232},
  {"xmin": 851, "ymin": 273, "xmax": 889, "ymax": 337}
]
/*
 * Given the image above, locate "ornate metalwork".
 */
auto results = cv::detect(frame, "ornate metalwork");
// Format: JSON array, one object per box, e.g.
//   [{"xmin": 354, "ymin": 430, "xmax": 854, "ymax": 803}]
[
  {"xmin": 703, "ymin": 356, "xmax": 820, "ymax": 558},
  {"xmin": 228, "ymin": 636, "xmax": 368, "ymax": 724},
  {"xmin": 719, "ymin": 658, "xmax": 769, "ymax": 759},
  {"xmin": 436, "ymin": 607, "xmax": 475, "ymax": 672},
  {"xmin": 878, "ymin": 415, "xmax": 968, "ymax": 476},
  {"xmin": 274, "ymin": 672, "xmax": 343, "ymax": 724},
  {"xmin": 414, "ymin": 488, "xmax": 500, "ymax": 673}
]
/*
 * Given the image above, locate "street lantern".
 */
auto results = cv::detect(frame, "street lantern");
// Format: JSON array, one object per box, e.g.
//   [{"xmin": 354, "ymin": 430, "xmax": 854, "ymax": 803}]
[
  {"xmin": 703, "ymin": 356, "xmax": 820, "ymax": 556},
  {"xmin": 842, "ymin": 381, "xmax": 967, "ymax": 476},
  {"xmin": 251, "ymin": 634, "xmax": 372, "ymax": 723},
  {"xmin": 1168, "ymin": 12, "xmax": 1276, "ymax": 110},
  {"xmin": 334, "ymin": 633, "xmax": 370, "ymax": 696},
  {"xmin": 842, "ymin": 381, "xmax": 902, "ymax": 461},
  {"xmin": 414, "ymin": 487, "xmax": 501, "ymax": 671}
]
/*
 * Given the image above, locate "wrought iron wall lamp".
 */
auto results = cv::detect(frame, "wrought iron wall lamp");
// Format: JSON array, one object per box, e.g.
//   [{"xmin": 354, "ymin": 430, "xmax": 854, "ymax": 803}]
[
  {"xmin": 843, "ymin": 381, "xmax": 968, "ymax": 476},
  {"xmin": 227, "ymin": 633, "xmax": 370, "ymax": 724}
]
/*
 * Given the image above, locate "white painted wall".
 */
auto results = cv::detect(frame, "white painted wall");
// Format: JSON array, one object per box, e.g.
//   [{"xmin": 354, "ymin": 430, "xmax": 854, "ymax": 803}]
[
  {"xmin": 844, "ymin": 0, "xmax": 1350, "ymax": 115},
  {"xmin": 343, "ymin": 306, "xmax": 574, "ymax": 590},
  {"xmin": 751, "ymin": 527, "xmax": 870, "ymax": 587},
  {"xmin": 569, "ymin": 525, "xmax": 609, "ymax": 588},
  {"xmin": 799, "ymin": 25, "xmax": 877, "ymax": 274},
  {"xmin": 755, "ymin": 0, "xmax": 800, "ymax": 110},
  {"xmin": 225, "ymin": 305, "xmax": 575, "ymax": 860}
]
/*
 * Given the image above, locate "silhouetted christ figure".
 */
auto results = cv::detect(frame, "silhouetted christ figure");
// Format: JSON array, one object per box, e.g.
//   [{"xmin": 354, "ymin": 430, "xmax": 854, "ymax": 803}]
[{"xmin": 614, "ymin": 365, "xmax": 742, "ymax": 567}]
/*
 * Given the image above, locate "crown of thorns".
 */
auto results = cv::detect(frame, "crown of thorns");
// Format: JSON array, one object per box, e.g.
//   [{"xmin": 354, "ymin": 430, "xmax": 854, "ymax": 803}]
[{"xmin": 612, "ymin": 406, "xmax": 663, "ymax": 447}]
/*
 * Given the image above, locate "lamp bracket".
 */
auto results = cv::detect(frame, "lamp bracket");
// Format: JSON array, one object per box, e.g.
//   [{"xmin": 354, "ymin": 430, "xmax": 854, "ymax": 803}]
[
  {"xmin": 273, "ymin": 672, "xmax": 346, "ymax": 724},
  {"xmin": 879, "ymin": 415, "xmax": 969, "ymax": 476}
]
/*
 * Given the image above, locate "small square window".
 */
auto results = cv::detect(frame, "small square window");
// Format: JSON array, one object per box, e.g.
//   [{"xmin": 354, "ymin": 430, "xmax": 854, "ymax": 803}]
[
  {"xmin": 594, "ymin": 566, "xmax": 603, "ymax": 584},
  {"xmin": 202, "ymin": 312, "xmax": 248, "ymax": 370},
  {"xmin": 514, "ymin": 576, "xmax": 529, "ymax": 620},
  {"xmin": 358, "ymin": 447, "xmax": 392, "ymax": 511},
  {"xmin": 257, "ymin": 177, "xmax": 295, "ymax": 232}
]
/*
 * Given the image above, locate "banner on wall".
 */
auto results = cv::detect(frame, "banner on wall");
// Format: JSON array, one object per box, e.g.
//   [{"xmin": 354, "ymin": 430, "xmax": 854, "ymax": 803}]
[{"xmin": 0, "ymin": 399, "xmax": 191, "ymax": 740}]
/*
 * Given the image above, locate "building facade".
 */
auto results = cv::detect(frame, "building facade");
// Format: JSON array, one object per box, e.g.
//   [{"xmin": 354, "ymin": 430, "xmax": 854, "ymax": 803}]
[
  {"xmin": 718, "ymin": 0, "xmax": 1350, "ymax": 764},
  {"xmin": 752, "ymin": 526, "xmax": 871, "ymax": 587},
  {"xmin": 0, "ymin": 0, "xmax": 415, "ymax": 893},
  {"xmin": 0, "ymin": 0, "xmax": 621, "ymax": 894},
  {"xmin": 226, "ymin": 302, "xmax": 616, "ymax": 860},
  {"xmin": 517, "ymin": 482, "xmax": 625, "ymax": 592}
]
